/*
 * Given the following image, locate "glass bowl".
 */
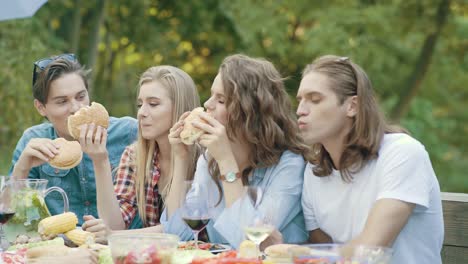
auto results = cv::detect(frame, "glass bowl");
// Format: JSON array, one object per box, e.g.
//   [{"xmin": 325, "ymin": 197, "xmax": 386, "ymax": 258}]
[
  {"xmin": 108, "ymin": 233, "xmax": 180, "ymax": 264},
  {"xmin": 288, "ymin": 244, "xmax": 393, "ymax": 264}
]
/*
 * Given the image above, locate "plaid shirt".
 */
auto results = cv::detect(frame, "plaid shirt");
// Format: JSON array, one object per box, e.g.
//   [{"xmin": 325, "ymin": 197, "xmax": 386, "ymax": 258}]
[{"xmin": 114, "ymin": 144, "xmax": 163, "ymax": 228}]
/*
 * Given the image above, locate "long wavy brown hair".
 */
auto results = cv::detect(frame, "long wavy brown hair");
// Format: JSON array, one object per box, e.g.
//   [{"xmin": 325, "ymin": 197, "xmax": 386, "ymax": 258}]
[
  {"xmin": 208, "ymin": 54, "xmax": 308, "ymax": 201},
  {"xmin": 302, "ymin": 55, "xmax": 405, "ymax": 181}
]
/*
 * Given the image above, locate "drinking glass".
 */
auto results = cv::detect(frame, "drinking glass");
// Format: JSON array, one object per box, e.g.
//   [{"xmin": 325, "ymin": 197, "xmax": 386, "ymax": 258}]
[
  {"xmin": 0, "ymin": 176, "xmax": 15, "ymax": 251},
  {"xmin": 180, "ymin": 181, "xmax": 213, "ymax": 249},
  {"xmin": 242, "ymin": 186, "xmax": 275, "ymax": 259}
]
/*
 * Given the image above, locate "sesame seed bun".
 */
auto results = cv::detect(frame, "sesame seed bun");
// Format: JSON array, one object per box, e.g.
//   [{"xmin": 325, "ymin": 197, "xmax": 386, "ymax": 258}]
[
  {"xmin": 67, "ymin": 102, "xmax": 109, "ymax": 139},
  {"xmin": 48, "ymin": 138, "xmax": 83, "ymax": 170},
  {"xmin": 180, "ymin": 107, "xmax": 206, "ymax": 145}
]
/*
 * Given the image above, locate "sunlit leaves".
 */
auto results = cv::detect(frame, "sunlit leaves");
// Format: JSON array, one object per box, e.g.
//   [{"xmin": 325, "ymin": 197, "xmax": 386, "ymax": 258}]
[{"xmin": 0, "ymin": 0, "xmax": 467, "ymax": 191}]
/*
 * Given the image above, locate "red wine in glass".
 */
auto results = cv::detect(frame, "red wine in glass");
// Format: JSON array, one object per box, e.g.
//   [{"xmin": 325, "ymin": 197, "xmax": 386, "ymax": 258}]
[
  {"xmin": 0, "ymin": 211, "xmax": 15, "ymax": 225},
  {"xmin": 182, "ymin": 217, "xmax": 210, "ymax": 232}
]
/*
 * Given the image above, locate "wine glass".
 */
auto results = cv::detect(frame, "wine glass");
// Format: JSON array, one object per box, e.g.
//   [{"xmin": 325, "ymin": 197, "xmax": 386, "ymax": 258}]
[
  {"xmin": 242, "ymin": 186, "xmax": 275, "ymax": 259},
  {"xmin": 0, "ymin": 176, "xmax": 15, "ymax": 251},
  {"xmin": 180, "ymin": 181, "xmax": 213, "ymax": 249}
]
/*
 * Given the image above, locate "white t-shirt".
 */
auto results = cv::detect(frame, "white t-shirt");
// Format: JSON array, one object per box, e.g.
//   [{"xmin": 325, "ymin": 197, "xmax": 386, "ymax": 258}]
[{"xmin": 302, "ymin": 133, "xmax": 444, "ymax": 264}]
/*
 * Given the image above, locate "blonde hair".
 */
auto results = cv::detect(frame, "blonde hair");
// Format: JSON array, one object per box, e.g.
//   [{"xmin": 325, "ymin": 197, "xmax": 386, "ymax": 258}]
[
  {"xmin": 209, "ymin": 54, "xmax": 308, "ymax": 202},
  {"xmin": 302, "ymin": 55, "xmax": 405, "ymax": 181},
  {"xmin": 134, "ymin": 66, "xmax": 201, "ymax": 226}
]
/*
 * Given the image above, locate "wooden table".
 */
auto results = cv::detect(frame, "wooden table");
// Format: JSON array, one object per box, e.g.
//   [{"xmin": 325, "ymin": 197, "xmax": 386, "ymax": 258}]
[{"xmin": 441, "ymin": 192, "xmax": 468, "ymax": 263}]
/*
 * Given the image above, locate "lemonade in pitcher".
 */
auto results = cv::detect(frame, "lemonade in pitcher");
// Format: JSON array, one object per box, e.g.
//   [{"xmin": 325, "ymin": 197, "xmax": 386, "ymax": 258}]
[{"xmin": 4, "ymin": 179, "xmax": 68, "ymax": 241}]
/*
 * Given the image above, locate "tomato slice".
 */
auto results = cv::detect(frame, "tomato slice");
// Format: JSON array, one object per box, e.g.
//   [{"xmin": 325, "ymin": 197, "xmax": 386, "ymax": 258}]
[
  {"xmin": 218, "ymin": 250, "xmax": 237, "ymax": 258},
  {"xmin": 198, "ymin": 243, "xmax": 212, "ymax": 250}
]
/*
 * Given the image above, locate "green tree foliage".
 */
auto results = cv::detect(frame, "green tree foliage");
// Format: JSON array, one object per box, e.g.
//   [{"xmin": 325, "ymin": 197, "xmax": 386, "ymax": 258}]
[
  {"xmin": 0, "ymin": 0, "xmax": 466, "ymax": 192},
  {"xmin": 0, "ymin": 18, "xmax": 65, "ymax": 150}
]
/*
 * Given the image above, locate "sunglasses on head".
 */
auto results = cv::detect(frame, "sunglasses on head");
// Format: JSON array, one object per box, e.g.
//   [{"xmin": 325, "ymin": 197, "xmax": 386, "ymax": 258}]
[{"xmin": 32, "ymin": 53, "xmax": 77, "ymax": 87}]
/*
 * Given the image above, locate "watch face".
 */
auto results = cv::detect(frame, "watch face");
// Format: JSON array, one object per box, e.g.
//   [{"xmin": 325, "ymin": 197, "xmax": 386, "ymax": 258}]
[{"xmin": 226, "ymin": 172, "xmax": 237, "ymax": 182}]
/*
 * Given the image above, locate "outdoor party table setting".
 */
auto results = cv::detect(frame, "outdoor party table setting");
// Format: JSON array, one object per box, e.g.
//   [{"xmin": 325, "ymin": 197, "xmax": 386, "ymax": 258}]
[
  {"xmin": 0, "ymin": 176, "xmax": 393, "ymax": 264},
  {"xmin": 2, "ymin": 0, "xmax": 467, "ymax": 263}
]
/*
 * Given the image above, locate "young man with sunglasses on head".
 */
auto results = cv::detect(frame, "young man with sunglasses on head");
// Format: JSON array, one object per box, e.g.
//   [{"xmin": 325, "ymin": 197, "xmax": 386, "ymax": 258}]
[
  {"xmin": 297, "ymin": 55, "xmax": 443, "ymax": 263},
  {"xmin": 8, "ymin": 54, "xmax": 138, "ymax": 226}
]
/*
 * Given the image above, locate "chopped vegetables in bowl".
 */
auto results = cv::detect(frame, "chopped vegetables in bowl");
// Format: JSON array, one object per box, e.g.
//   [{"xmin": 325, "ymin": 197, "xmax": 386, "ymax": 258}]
[{"xmin": 108, "ymin": 233, "xmax": 179, "ymax": 264}]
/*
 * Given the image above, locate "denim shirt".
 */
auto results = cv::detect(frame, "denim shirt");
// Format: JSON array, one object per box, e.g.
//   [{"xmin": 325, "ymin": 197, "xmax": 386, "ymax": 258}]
[
  {"xmin": 9, "ymin": 116, "xmax": 138, "ymax": 225},
  {"xmin": 161, "ymin": 150, "xmax": 308, "ymax": 248}
]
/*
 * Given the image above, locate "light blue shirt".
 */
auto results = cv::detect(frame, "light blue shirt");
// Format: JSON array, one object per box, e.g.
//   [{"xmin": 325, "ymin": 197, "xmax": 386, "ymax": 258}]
[
  {"xmin": 161, "ymin": 150, "xmax": 308, "ymax": 248},
  {"xmin": 9, "ymin": 116, "xmax": 138, "ymax": 225}
]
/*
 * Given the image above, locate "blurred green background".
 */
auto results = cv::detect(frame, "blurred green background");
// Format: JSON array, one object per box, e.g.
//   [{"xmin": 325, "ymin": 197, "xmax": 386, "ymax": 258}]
[{"xmin": 0, "ymin": 0, "xmax": 466, "ymax": 192}]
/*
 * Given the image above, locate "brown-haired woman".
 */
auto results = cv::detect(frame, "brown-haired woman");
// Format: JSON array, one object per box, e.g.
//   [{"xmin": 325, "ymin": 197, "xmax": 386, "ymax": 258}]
[
  {"xmin": 162, "ymin": 54, "xmax": 308, "ymax": 249},
  {"xmin": 297, "ymin": 55, "xmax": 443, "ymax": 263}
]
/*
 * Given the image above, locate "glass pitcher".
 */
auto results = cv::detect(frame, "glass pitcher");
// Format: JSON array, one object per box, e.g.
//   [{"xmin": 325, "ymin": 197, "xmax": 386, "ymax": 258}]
[{"xmin": 4, "ymin": 179, "xmax": 69, "ymax": 242}]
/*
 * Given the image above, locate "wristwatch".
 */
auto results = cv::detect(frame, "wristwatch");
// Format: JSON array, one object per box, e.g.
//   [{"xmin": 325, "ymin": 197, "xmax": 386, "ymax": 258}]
[{"xmin": 220, "ymin": 171, "xmax": 241, "ymax": 183}]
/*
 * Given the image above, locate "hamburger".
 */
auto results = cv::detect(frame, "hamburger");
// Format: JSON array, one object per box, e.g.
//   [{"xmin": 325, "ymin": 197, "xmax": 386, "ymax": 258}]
[
  {"xmin": 26, "ymin": 244, "xmax": 72, "ymax": 259},
  {"xmin": 180, "ymin": 107, "xmax": 207, "ymax": 145},
  {"xmin": 265, "ymin": 244, "xmax": 310, "ymax": 263},
  {"xmin": 49, "ymin": 138, "xmax": 83, "ymax": 170},
  {"xmin": 67, "ymin": 102, "xmax": 109, "ymax": 139}
]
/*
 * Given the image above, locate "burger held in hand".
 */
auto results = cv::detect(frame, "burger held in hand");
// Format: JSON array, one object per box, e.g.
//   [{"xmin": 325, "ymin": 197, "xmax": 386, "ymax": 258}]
[
  {"xmin": 180, "ymin": 107, "xmax": 207, "ymax": 145},
  {"xmin": 49, "ymin": 138, "xmax": 83, "ymax": 170},
  {"xmin": 67, "ymin": 102, "xmax": 109, "ymax": 139}
]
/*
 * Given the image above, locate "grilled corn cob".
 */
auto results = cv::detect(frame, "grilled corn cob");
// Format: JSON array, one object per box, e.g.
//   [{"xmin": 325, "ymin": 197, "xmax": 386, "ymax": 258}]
[
  {"xmin": 65, "ymin": 229, "xmax": 95, "ymax": 246},
  {"xmin": 38, "ymin": 212, "xmax": 78, "ymax": 236}
]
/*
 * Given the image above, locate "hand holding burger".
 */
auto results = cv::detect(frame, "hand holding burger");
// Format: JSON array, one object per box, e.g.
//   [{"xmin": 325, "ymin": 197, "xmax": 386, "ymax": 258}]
[
  {"xmin": 179, "ymin": 107, "xmax": 207, "ymax": 145},
  {"xmin": 67, "ymin": 102, "xmax": 109, "ymax": 140},
  {"xmin": 67, "ymin": 102, "xmax": 110, "ymax": 161},
  {"xmin": 169, "ymin": 107, "xmax": 207, "ymax": 160},
  {"xmin": 48, "ymin": 138, "xmax": 83, "ymax": 170}
]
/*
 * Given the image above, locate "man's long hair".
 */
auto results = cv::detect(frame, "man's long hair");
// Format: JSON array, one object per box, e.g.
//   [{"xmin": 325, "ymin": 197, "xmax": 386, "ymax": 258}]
[{"xmin": 303, "ymin": 55, "xmax": 405, "ymax": 181}]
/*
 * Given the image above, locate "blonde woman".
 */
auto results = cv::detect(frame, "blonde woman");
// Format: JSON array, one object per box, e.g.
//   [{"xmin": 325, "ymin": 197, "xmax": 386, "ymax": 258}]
[
  {"xmin": 81, "ymin": 66, "xmax": 201, "ymax": 241},
  {"xmin": 163, "ymin": 54, "xmax": 309, "ymax": 249}
]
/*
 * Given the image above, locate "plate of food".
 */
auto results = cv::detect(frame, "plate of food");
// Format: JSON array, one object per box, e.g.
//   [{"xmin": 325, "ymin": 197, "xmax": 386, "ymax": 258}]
[
  {"xmin": 178, "ymin": 241, "xmax": 232, "ymax": 253},
  {"xmin": 1, "ymin": 248, "xmax": 27, "ymax": 264}
]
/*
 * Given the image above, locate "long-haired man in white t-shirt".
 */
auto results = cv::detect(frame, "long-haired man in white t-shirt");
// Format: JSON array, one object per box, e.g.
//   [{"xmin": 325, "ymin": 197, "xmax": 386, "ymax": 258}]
[{"xmin": 296, "ymin": 55, "xmax": 444, "ymax": 264}]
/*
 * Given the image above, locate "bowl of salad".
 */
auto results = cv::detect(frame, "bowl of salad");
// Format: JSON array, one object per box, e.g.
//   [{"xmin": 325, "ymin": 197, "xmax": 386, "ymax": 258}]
[
  {"xmin": 108, "ymin": 233, "xmax": 180, "ymax": 264},
  {"xmin": 289, "ymin": 244, "xmax": 393, "ymax": 264}
]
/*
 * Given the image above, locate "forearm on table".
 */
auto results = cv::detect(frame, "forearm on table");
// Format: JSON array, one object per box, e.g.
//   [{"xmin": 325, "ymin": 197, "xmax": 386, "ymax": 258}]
[{"xmin": 93, "ymin": 156, "xmax": 125, "ymax": 230}]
